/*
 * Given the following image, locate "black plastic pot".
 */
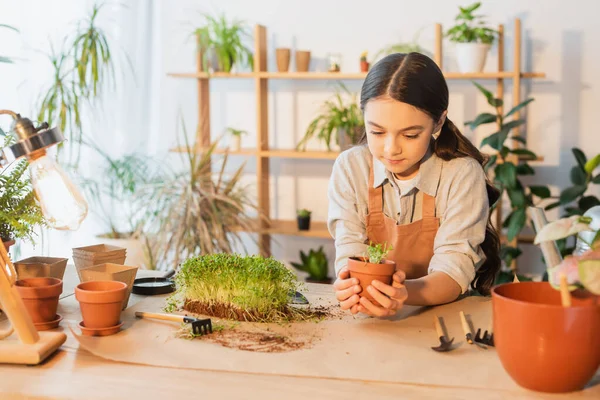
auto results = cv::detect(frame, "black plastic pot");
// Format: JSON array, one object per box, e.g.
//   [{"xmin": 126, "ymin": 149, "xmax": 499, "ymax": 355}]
[{"xmin": 297, "ymin": 215, "xmax": 311, "ymax": 231}]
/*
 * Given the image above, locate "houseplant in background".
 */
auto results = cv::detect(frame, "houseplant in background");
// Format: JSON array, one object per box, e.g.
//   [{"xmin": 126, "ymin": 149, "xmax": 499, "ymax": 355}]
[
  {"xmin": 359, "ymin": 51, "xmax": 369, "ymax": 72},
  {"xmin": 372, "ymin": 30, "xmax": 431, "ymax": 62},
  {"xmin": 466, "ymin": 82, "xmax": 549, "ymax": 281},
  {"xmin": 296, "ymin": 209, "xmax": 311, "ymax": 231},
  {"xmin": 347, "ymin": 242, "xmax": 395, "ymax": 305},
  {"xmin": 445, "ymin": 2, "xmax": 497, "ymax": 73},
  {"xmin": 290, "ymin": 246, "xmax": 332, "ymax": 284},
  {"xmin": 225, "ymin": 127, "xmax": 247, "ymax": 151},
  {"xmin": 194, "ymin": 12, "xmax": 254, "ymax": 73},
  {"xmin": 0, "ymin": 24, "xmax": 18, "ymax": 64},
  {"xmin": 296, "ymin": 83, "xmax": 363, "ymax": 151}
]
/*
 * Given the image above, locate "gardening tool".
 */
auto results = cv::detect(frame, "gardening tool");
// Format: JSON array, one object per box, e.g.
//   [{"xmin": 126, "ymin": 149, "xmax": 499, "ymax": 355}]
[
  {"xmin": 288, "ymin": 290, "xmax": 309, "ymax": 305},
  {"xmin": 135, "ymin": 311, "xmax": 212, "ymax": 335},
  {"xmin": 431, "ymin": 315, "xmax": 454, "ymax": 352},
  {"xmin": 460, "ymin": 311, "xmax": 487, "ymax": 350},
  {"xmin": 474, "ymin": 320, "xmax": 495, "ymax": 347},
  {"xmin": 132, "ymin": 269, "xmax": 176, "ymax": 296}
]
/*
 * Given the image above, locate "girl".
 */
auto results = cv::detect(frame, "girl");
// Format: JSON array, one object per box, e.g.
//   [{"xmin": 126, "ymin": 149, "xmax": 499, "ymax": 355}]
[{"xmin": 328, "ymin": 52, "xmax": 500, "ymax": 317}]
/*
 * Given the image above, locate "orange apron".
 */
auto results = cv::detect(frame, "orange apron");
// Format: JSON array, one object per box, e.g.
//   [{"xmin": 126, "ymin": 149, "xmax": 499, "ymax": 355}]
[{"xmin": 365, "ymin": 158, "xmax": 440, "ymax": 279}]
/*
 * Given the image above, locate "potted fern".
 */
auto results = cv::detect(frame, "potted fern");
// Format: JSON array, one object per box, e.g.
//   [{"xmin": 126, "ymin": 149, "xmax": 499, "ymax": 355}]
[
  {"xmin": 445, "ymin": 2, "xmax": 497, "ymax": 73},
  {"xmin": 0, "ymin": 137, "xmax": 45, "ymax": 252},
  {"xmin": 347, "ymin": 242, "xmax": 395, "ymax": 306},
  {"xmin": 290, "ymin": 246, "xmax": 332, "ymax": 284}
]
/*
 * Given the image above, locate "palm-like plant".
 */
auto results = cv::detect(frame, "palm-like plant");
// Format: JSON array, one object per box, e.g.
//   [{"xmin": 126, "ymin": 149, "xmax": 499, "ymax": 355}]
[{"xmin": 0, "ymin": 24, "xmax": 18, "ymax": 64}]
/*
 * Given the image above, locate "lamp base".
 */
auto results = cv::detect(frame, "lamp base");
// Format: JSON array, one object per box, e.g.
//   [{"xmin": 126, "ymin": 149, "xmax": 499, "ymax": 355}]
[{"xmin": 0, "ymin": 331, "xmax": 66, "ymax": 365}]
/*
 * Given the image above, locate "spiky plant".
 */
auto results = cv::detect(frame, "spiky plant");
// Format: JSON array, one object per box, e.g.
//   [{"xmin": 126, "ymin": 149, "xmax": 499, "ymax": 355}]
[{"xmin": 290, "ymin": 246, "xmax": 329, "ymax": 281}]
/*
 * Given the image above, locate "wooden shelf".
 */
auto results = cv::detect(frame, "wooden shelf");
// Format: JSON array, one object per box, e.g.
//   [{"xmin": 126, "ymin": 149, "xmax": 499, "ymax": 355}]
[
  {"xmin": 170, "ymin": 146, "xmax": 257, "ymax": 156},
  {"xmin": 238, "ymin": 219, "xmax": 332, "ymax": 239},
  {"xmin": 168, "ymin": 71, "xmax": 545, "ymax": 80},
  {"xmin": 261, "ymin": 149, "xmax": 339, "ymax": 160}
]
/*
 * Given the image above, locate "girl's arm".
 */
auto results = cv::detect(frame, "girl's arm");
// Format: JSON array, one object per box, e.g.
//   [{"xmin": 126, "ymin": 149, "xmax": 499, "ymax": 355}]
[{"xmin": 404, "ymin": 271, "xmax": 462, "ymax": 306}]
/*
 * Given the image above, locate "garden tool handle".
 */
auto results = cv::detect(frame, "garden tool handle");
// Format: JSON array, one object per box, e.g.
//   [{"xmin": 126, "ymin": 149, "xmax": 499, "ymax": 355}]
[
  {"xmin": 459, "ymin": 311, "xmax": 471, "ymax": 336},
  {"xmin": 135, "ymin": 311, "xmax": 184, "ymax": 323},
  {"xmin": 433, "ymin": 315, "xmax": 444, "ymax": 338}
]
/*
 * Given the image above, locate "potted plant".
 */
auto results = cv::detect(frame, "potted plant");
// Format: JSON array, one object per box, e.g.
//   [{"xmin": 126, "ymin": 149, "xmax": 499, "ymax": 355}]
[
  {"xmin": 296, "ymin": 209, "xmax": 311, "ymax": 231},
  {"xmin": 445, "ymin": 2, "xmax": 497, "ymax": 73},
  {"xmin": 225, "ymin": 127, "xmax": 247, "ymax": 151},
  {"xmin": 0, "ymin": 136, "xmax": 45, "ymax": 252},
  {"xmin": 194, "ymin": 13, "xmax": 254, "ymax": 73},
  {"xmin": 466, "ymin": 82, "xmax": 549, "ymax": 278},
  {"xmin": 359, "ymin": 51, "xmax": 369, "ymax": 72},
  {"xmin": 296, "ymin": 83, "xmax": 364, "ymax": 151},
  {"xmin": 290, "ymin": 246, "xmax": 332, "ymax": 284},
  {"xmin": 347, "ymin": 242, "xmax": 395, "ymax": 306},
  {"xmin": 492, "ymin": 207, "xmax": 600, "ymax": 393}
]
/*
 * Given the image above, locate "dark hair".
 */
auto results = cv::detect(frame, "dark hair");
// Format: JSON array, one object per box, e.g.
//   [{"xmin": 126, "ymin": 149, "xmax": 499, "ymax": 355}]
[{"xmin": 359, "ymin": 53, "xmax": 500, "ymax": 296}]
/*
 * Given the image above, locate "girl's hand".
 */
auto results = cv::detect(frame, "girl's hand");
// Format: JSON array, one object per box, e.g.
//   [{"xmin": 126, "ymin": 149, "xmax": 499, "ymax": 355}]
[
  {"xmin": 333, "ymin": 267, "xmax": 362, "ymax": 314},
  {"xmin": 358, "ymin": 270, "xmax": 408, "ymax": 317}
]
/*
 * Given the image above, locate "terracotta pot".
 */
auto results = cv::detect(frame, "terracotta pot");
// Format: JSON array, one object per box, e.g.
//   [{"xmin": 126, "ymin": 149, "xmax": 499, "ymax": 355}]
[
  {"xmin": 295, "ymin": 50, "xmax": 311, "ymax": 72},
  {"xmin": 347, "ymin": 257, "xmax": 396, "ymax": 305},
  {"xmin": 492, "ymin": 282, "xmax": 600, "ymax": 393},
  {"xmin": 75, "ymin": 280, "xmax": 127, "ymax": 329},
  {"xmin": 275, "ymin": 48, "xmax": 291, "ymax": 72},
  {"xmin": 360, "ymin": 60, "xmax": 370, "ymax": 72},
  {"xmin": 3, "ymin": 239, "xmax": 15, "ymax": 252},
  {"xmin": 14, "ymin": 257, "xmax": 68, "ymax": 280},
  {"xmin": 79, "ymin": 263, "xmax": 138, "ymax": 310},
  {"xmin": 15, "ymin": 277, "xmax": 63, "ymax": 324}
]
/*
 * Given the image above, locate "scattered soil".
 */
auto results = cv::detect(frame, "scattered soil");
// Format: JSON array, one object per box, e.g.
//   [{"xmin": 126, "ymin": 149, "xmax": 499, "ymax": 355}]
[{"xmin": 205, "ymin": 328, "xmax": 309, "ymax": 353}]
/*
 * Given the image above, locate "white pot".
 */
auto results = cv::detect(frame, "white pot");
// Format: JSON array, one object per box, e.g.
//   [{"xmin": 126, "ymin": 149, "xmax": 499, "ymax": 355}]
[
  {"xmin": 455, "ymin": 43, "xmax": 491, "ymax": 73},
  {"xmin": 95, "ymin": 234, "xmax": 150, "ymax": 269},
  {"xmin": 230, "ymin": 135, "xmax": 241, "ymax": 151}
]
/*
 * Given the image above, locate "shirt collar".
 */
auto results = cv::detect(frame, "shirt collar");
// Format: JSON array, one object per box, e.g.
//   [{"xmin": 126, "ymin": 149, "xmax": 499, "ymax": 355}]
[{"xmin": 371, "ymin": 145, "xmax": 443, "ymax": 197}]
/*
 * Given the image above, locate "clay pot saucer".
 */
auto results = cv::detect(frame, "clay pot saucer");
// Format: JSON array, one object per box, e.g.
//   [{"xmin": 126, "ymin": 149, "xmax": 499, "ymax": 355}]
[
  {"xmin": 34, "ymin": 314, "xmax": 63, "ymax": 331},
  {"xmin": 78, "ymin": 320, "xmax": 124, "ymax": 337}
]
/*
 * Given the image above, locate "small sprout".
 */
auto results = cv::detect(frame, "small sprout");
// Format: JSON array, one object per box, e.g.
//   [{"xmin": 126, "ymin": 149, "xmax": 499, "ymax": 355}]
[
  {"xmin": 297, "ymin": 209, "xmax": 311, "ymax": 218},
  {"xmin": 364, "ymin": 241, "xmax": 393, "ymax": 264}
]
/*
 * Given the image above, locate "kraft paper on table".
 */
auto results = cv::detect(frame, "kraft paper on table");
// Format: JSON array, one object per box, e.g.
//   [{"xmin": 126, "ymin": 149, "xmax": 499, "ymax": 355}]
[{"xmin": 67, "ymin": 284, "xmax": 595, "ymax": 390}]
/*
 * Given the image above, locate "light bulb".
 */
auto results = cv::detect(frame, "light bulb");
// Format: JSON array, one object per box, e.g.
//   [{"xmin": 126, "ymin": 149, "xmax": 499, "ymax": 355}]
[{"xmin": 28, "ymin": 155, "xmax": 88, "ymax": 230}]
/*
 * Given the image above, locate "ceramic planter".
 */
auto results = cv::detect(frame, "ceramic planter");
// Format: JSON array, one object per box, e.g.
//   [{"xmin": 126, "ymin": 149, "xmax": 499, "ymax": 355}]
[
  {"xmin": 455, "ymin": 43, "xmax": 491, "ymax": 73},
  {"xmin": 295, "ymin": 50, "xmax": 311, "ymax": 72},
  {"xmin": 72, "ymin": 244, "xmax": 127, "ymax": 280},
  {"xmin": 230, "ymin": 134, "xmax": 241, "ymax": 151},
  {"xmin": 276, "ymin": 48, "xmax": 291, "ymax": 72},
  {"xmin": 347, "ymin": 257, "xmax": 396, "ymax": 306},
  {"xmin": 14, "ymin": 257, "xmax": 68, "ymax": 280},
  {"xmin": 79, "ymin": 263, "xmax": 138, "ymax": 310},
  {"xmin": 15, "ymin": 277, "xmax": 63, "ymax": 331},
  {"xmin": 360, "ymin": 60, "xmax": 370, "ymax": 72},
  {"xmin": 297, "ymin": 215, "xmax": 311, "ymax": 231},
  {"xmin": 95, "ymin": 234, "xmax": 149, "ymax": 269},
  {"xmin": 492, "ymin": 282, "xmax": 600, "ymax": 393},
  {"xmin": 75, "ymin": 280, "xmax": 127, "ymax": 330}
]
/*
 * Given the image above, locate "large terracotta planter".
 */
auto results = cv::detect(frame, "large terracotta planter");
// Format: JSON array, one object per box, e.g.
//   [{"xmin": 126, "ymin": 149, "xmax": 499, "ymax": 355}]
[
  {"xmin": 492, "ymin": 282, "xmax": 600, "ymax": 393},
  {"xmin": 347, "ymin": 257, "xmax": 396, "ymax": 306},
  {"xmin": 15, "ymin": 277, "xmax": 63, "ymax": 330},
  {"xmin": 79, "ymin": 263, "xmax": 138, "ymax": 310},
  {"xmin": 75, "ymin": 280, "xmax": 127, "ymax": 329},
  {"xmin": 72, "ymin": 244, "xmax": 127, "ymax": 280},
  {"xmin": 14, "ymin": 257, "xmax": 68, "ymax": 280}
]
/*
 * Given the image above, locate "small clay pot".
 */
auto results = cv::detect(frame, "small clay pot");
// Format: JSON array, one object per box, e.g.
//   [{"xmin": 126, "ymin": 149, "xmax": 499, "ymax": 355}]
[
  {"xmin": 360, "ymin": 60, "xmax": 370, "ymax": 72},
  {"xmin": 275, "ymin": 48, "xmax": 291, "ymax": 72},
  {"xmin": 347, "ymin": 257, "xmax": 396, "ymax": 305},
  {"xmin": 15, "ymin": 277, "xmax": 63, "ymax": 324},
  {"xmin": 493, "ymin": 282, "xmax": 600, "ymax": 393},
  {"xmin": 75, "ymin": 280, "xmax": 127, "ymax": 329},
  {"xmin": 295, "ymin": 50, "xmax": 311, "ymax": 72},
  {"xmin": 297, "ymin": 215, "xmax": 311, "ymax": 231},
  {"xmin": 2, "ymin": 239, "xmax": 15, "ymax": 252}
]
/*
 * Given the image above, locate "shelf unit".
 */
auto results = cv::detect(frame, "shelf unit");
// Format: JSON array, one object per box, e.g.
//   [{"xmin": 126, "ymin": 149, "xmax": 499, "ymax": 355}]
[{"xmin": 168, "ymin": 19, "xmax": 545, "ymax": 263}]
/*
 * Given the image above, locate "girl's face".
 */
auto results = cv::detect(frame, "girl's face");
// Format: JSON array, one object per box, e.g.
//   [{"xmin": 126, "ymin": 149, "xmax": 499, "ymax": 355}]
[{"xmin": 364, "ymin": 95, "xmax": 445, "ymax": 179}]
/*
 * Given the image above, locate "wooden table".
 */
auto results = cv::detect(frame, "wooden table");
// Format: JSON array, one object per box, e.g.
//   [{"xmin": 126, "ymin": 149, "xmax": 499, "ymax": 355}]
[{"xmin": 0, "ymin": 265, "xmax": 598, "ymax": 399}]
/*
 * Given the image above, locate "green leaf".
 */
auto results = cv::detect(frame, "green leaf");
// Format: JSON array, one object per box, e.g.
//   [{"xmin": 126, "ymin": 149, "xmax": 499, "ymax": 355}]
[
  {"xmin": 507, "ymin": 208, "xmax": 526, "ymax": 241},
  {"xmin": 473, "ymin": 82, "xmax": 503, "ymax": 107},
  {"xmin": 516, "ymin": 164, "xmax": 535, "ymax": 175},
  {"xmin": 570, "ymin": 166, "xmax": 587, "ymax": 186},
  {"xmin": 530, "ymin": 185, "xmax": 551, "ymax": 199},
  {"xmin": 572, "ymin": 148, "xmax": 587, "ymax": 171},
  {"xmin": 594, "ymin": 174, "xmax": 600, "ymax": 184},
  {"xmin": 484, "ymin": 154, "xmax": 497, "ymax": 172},
  {"xmin": 504, "ymin": 98, "xmax": 534, "ymax": 118},
  {"xmin": 465, "ymin": 113, "xmax": 496, "ymax": 130},
  {"xmin": 544, "ymin": 201, "xmax": 561, "ymax": 211},
  {"xmin": 500, "ymin": 245, "xmax": 523, "ymax": 267},
  {"xmin": 507, "ymin": 187, "xmax": 527, "ymax": 208},
  {"xmin": 509, "ymin": 148, "xmax": 537, "ymax": 159},
  {"xmin": 511, "ymin": 136, "xmax": 527, "ymax": 144},
  {"xmin": 495, "ymin": 162, "xmax": 518, "ymax": 189},
  {"xmin": 559, "ymin": 185, "xmax": 587, "ymax": 205},
  {"xmin": 579, "ymin": 196, "xmax": 600, "ymax": 212},
  {"xmin": 584, "ymin": 154, "xmax": 600, "ymax": 175}
]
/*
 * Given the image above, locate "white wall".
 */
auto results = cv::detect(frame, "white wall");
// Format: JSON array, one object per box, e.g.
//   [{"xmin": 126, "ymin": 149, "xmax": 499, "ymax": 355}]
[{"xmin": 2, "ymin": 0, "xmax": 600, "ymax": 277}]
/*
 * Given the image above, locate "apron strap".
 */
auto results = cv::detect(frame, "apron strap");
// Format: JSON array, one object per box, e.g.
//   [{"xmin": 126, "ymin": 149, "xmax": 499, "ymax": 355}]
[
  {"xmin": 422, "ymin": 192, "xmax": 436, "ymax": 218},
  {"xmin": 368, "ymin": 157, "xmax": 384, "ymax": 213}
]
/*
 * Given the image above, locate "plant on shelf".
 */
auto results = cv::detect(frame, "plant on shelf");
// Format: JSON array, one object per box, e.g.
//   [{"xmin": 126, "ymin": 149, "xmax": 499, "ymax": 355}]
[
  {"xmin": 545, "ymin": 148, "xmax": 600, "ymax": 257},
  {"xmin": 141, "ymin": 119, "xmax": 264, "ymax": 269},
  {"xmin": 167, "ymin": 253, "xmax": 321, "ymax": 322},
  {"xmin": 466, "ymin": 82, "xmax": 549, "ymax": 281},
  {"xmin": 296, "ymin": 83, "xmax": 363, "ymax": 152},
  {"xmin": 290, "ymin": 246, "xmax": 331, "ymax": 284},
  {"xmin": 0, "ymin": 24, "xmax": 18, "ymax": 64},
  {"xmin": 359, "ymin": 51, "xmax": 369, "ymax": 72},
  {"xmin": 225, "ymin": 127, "xmax": 247, "ymax": 151},
  {"xmin": 194, "ymin": 12, "xmax": 253, "ymax": 73},
  {"xmin": 296, "ymin": 208, "xmax": 311, "ymax": 231},
  {"xmin": 372, "ymin": 30, "xmax": 431, "ymax": 62},
  {"xmin": 0, "ymin": 135, "xmax": 45, "ymax": 248},
  {"xmin": 445, "ymin": 2, "xmax": 497, "ymax": 73}
]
